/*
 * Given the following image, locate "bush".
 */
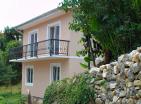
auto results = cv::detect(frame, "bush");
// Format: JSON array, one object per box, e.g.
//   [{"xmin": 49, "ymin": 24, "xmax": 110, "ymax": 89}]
[
  {"xmin": 43, "ymin": 73, "xmax": 96, "ymax": 104},
  {"xmin": 0, "ymin": 93, "xmax": 27, "ymax": 104},
  {"xmin": 0, "ymin": 96, "xmax": 5, "ymax": 104},
  {"xmin": 19, "ymin": 95, "xmax": 27, "ymax": 104}
]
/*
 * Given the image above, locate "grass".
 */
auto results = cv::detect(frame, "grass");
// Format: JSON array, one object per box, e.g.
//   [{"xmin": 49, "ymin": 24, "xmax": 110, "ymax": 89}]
[
  {"xmin": 0, "ymin": 84, "xmax": 27, "ymax": 104},
  {"xmin": 0, "ymin": 84, "xmax": 20, "ymax": 94}
]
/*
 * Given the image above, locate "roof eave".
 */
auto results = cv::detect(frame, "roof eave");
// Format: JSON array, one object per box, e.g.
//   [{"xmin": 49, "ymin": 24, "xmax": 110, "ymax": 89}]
[{"xmin": 15, "ymin": 8, "xmax": 66, "ymax": 30}]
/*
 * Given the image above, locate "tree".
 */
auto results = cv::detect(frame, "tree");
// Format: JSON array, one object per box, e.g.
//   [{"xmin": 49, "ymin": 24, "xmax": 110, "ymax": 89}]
[
  {"xmin": 6, "ymin": 40, "xmax": 22, "ymax": 84},
  {"xmin": 0, "ymin": 33, "xmax": 5, "ymax": 51},
  {"xmin": 0, "ymin": 51, "xmax": 15, "ymax": 85},
  {"xmin": 0, "ymin": 26, "xmax": 22, "ymax": 85},
  {"xmin": 4, "ymin": 26, "xmax": 22, "ymax": 42},
  {"xmin": 60, "ymin": 0, "xmax": 141, "ymax": 67}
]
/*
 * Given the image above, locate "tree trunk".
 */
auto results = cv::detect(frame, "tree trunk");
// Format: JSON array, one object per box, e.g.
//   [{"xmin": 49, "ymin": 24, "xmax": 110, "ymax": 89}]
[{"xmin": 104, "ymin": 49, "xmax": 112, "ymax": 64}]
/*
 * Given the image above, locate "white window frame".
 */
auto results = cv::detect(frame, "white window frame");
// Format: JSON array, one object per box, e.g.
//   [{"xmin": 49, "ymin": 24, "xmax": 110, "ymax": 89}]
[
  {"xmin": 50, "ymin": 63, "xmax": 61, "ymax": 83},
  {"xmin": 46, "ymin": 21, "xmax": 61, "ymax": 55},
  {"xmin": 28, "ymin": 29, "xmax": 39, "ymax": 44},
  {"xmin": 25, "ymin": 65, "xmax": 34, "ymax": 86},
  {"xmin": 27, "ymin": 29, "xmax": 39, "ymax": 58},
  {"xmin": 47, "ymin": 21, "xmax": 61, "ymax": 40}
]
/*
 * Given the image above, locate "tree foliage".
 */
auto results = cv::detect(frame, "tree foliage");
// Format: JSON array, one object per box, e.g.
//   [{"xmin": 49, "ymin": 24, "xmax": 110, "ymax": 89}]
[
  {"xmin": 0, "ymin": 27, "xmax": 22, "ymax": 85},
  {"xmin": 4, "ymin": 26, "xmax": 22, "ymax": 42},
  {"xmin": 0, "ymin": 60, "xmax": 15, "ymax": 85},
  {"xmin": 0, "ymin": 33, "xmax": 5, "ymax": 51},
  {"xmin": 60, "ymin": 0, "xmax": 141, "ymax": 62}
]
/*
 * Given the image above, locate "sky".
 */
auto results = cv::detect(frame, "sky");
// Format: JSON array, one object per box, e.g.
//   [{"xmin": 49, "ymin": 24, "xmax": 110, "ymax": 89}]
[{"xmin": 0, "ymin": 0, "xmax": 63, "ymax": 31}]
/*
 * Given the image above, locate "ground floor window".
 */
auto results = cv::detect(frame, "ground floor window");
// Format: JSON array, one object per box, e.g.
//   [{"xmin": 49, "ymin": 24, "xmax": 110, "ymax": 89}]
[
  {"xmin": 50, "ymin": 63, "xmax": 61, "ymax": 82},
  {"xmin": 26, "ymin": 66, "xmax": 33, "ymax": 86}
]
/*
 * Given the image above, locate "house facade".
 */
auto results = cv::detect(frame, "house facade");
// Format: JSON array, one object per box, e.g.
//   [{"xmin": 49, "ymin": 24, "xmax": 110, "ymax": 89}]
[{"xmin": 9, "ymin": 8, "xmax": 84, "ymax": 99}]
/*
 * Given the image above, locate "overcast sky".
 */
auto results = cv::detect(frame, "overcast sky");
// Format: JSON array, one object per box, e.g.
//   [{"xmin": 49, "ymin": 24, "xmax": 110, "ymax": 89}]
[{"xmin": 0, "ymin": 0, "xmax": 63, "ymax": 31}]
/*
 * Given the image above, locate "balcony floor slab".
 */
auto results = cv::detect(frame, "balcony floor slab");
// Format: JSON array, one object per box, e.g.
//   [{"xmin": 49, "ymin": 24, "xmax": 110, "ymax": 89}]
[{"xmin": 9, "ymin": 55, "xmax": 83, "ymax": 62}]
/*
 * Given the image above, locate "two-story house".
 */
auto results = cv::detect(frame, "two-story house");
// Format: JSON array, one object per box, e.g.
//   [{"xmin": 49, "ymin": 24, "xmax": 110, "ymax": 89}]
[{"xmin": 9, "ymin": 8, "xmax": 83, "ymax": 99}]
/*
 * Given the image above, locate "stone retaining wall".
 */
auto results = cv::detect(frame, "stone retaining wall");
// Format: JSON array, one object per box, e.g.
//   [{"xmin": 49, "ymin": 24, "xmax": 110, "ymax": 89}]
[{"xmin": 90, "ymin": 47, "xmax": 141, "ymax": 104}]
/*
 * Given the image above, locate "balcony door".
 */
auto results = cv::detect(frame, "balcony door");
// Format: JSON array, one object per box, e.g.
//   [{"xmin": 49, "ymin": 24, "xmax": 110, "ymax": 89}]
[
  {"xmin": 49, "ymin": 25, "xmax": 60, "ymax": 55},
  {"xmin": 30, "ymin": 32, "xmax": 38, "ymax": 57}
]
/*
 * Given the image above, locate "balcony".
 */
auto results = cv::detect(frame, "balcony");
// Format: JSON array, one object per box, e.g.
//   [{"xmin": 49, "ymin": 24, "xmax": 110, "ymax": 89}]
[{"xmin": 9, "ymin": 39, "xmax": 70, "ymax": 62}]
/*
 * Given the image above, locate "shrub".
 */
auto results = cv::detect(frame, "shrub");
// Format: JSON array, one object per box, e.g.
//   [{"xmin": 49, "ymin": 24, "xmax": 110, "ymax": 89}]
[
  {"xmin": 0, "ymin": 96, "xmax": 5, "ymax": 104},
  {"xmin": 19, "ymin": 95, "xmax": 27, "ymax": 104},
  {"xmin": 43, "ymin": 73, "xmax": 96, "ymax": 104}
]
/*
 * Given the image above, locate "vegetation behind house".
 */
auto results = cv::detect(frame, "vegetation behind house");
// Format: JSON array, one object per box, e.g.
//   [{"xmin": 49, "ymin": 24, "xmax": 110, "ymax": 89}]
[
  {"xmin": 0, "ymin": 26, "xmax": 22, "ymax": 86},
  {"xmin": 60, "ymin": 0, "xmax": 141, "ymax": 66}
]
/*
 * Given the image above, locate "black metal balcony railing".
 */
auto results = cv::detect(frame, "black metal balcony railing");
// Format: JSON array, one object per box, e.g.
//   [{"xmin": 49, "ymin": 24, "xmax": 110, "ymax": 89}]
[{"xmin": 9, "ymin": 39, "xmax": 70, "ymax": 60}]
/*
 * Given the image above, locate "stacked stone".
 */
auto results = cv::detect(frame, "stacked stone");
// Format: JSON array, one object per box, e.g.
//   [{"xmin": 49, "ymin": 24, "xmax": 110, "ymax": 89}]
[{"xmin": 90, "ymin": 47, "xmax": 141, "ymax": 104}]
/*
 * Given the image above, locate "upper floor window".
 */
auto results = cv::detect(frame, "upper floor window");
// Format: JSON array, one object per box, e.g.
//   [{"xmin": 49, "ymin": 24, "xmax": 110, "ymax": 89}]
[
  {"xmin": 47, "ymin": 22, "xmax": 60, "ymax": 40},
  {"xmin": 28, "ymin": 30, "xmax": 38, "ymax": 57},
  {"xmin": 47, "ymin": 22, "xmax": 61, "ymax": 55}
]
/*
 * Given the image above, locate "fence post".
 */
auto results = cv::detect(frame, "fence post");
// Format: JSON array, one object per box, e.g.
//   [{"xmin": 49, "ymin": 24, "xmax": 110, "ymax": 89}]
[
  {"xmin": 25, "ymin": 45, "xmax": 27, "ymax": 59},
  {"xmin": 67, "ymin": 41, "xmax": 69, "ymax": 56},
  {"xmin": 49, "ymin": 39, "xmax": 52, "ymax": 56},
  {"xmin": 28, "ymin": 90, "xmax": 32, "ymax": 104}
]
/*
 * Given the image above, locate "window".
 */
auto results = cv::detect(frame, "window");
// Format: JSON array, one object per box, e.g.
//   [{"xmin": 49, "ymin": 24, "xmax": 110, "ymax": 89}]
[
  {"xmin": 28, "ymin": 30, "xmax": 38, "ymax": 57},
  {"xmin": 47, "ymin": 22, "xmax": 60, "ymax": 40},
  {"xmin": 30, "ymin": 32, "xmax": 38, "ymax": 57},
  {"xmin": 50, "ymin": 63, "xmax": 61, "ymax": 82},
  {"xmin": 47, "ymin": 22, "xmax": 60, "ymax": 55},
  {"xmin": 26, "ymin": 67, "xmax": 33, "ymax": 86}
]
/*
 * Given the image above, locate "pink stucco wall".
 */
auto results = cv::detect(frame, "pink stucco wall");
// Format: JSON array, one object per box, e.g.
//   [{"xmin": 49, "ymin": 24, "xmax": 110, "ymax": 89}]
[
  {"xmin": 23, "ymin": 13, "xmax": 82, "ymax": 56},
  {"xmin": 22, "ymin": 58, "xmax": 83, "ymax": 98}
]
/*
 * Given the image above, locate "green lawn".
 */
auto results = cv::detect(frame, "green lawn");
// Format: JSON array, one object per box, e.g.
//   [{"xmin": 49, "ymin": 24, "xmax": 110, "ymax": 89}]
[{"xmin": 0, "ymin": 84, "xmax": 27, "ymax": 104}]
